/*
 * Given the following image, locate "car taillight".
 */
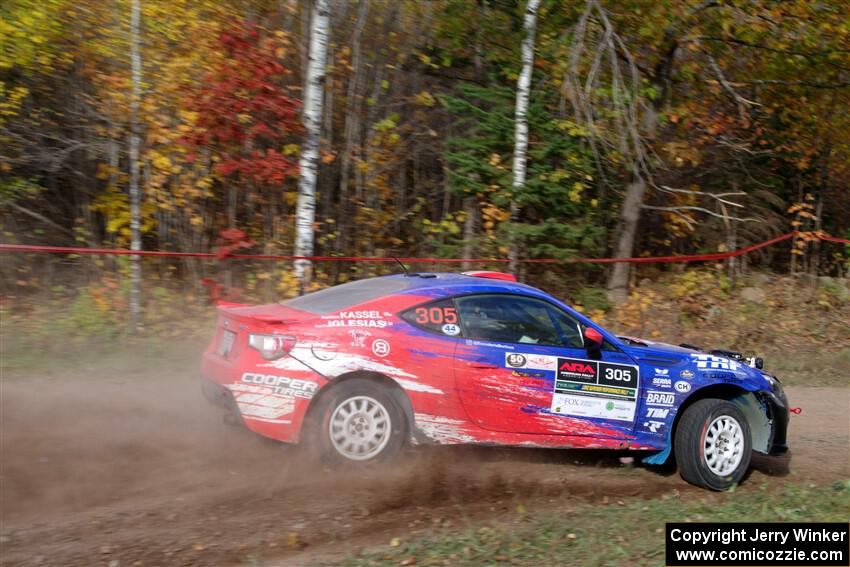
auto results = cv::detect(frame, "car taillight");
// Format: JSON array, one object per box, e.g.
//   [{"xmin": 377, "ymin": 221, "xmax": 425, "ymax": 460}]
[{"xmin": 248, "ymin": 334, "xmax": 296, "ymax": 360}]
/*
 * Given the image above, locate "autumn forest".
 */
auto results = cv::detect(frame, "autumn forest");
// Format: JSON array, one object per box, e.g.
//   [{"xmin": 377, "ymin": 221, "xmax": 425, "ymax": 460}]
[{"xmin": 2, "ymin": 0, "xmax": 849, "ymax": 319}]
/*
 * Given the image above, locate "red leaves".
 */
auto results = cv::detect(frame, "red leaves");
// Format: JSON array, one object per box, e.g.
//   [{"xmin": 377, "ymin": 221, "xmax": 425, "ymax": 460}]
[
  {"xmin": 215, "ymin": 149, "xmax": 298, "ymax": 184},
  {"xmin": 183, "ymin": 21, "xmax": 301, "ymax": 188},
  {"xmin": 214, "ymin": 227, "xmax": 254, "ymax": 259}
]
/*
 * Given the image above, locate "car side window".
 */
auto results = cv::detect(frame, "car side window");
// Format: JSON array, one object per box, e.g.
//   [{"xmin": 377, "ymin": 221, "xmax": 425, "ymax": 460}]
[
  {"xmin": 400, "ymin": 298, "xmax": 462, "ymax": 337},
  {"xmin": 547, "ymin": 307, "xmax": 585, "ymax": 349},
  {"xmin": 454, "ymin": 295, "xmax": 564, "ymax": 346}
]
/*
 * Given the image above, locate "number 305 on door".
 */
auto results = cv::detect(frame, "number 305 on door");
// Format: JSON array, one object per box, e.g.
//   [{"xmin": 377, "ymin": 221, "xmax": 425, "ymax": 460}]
[{"xmin": 598, "ymin": 363, "xmax": 637, "ymax": 388}]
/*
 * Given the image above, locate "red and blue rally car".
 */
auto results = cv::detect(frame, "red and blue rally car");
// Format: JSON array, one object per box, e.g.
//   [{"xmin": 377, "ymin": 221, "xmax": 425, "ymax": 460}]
[{"xmin": 201, "ymin": 271, "xmax": 789, "ymax": 490}]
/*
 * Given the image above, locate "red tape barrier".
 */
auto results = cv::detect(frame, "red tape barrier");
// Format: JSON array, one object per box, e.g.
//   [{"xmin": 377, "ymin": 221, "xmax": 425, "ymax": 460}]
[{"xmin": 0, "ymin": 231, "xmax": 847, "ymax": 265}]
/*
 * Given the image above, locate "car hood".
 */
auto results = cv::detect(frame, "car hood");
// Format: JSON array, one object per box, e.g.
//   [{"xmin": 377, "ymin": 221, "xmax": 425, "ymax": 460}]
[
  {"xmin": 618, "ymin": 335, "xmax": 770, "ymax": 387},
  {"xmin": 617, "ymin": 336, "xmax": 698, "ymax": 359}
]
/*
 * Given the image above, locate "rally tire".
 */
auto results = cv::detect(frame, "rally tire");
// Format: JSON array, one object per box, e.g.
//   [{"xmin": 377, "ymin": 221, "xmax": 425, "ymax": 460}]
[
  {"xmin": 313, "ymin": 378, "xmax": 406, "ymax": 466},
  {"xmin": 674, "ymin": 398, "xmax": 752, "ymax": 491}
]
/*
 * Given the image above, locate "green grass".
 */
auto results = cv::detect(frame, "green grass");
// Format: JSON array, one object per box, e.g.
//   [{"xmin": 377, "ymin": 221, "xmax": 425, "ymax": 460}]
[
  {"xmin": 769, "ymin": 348, "xmax": 850, "ymax": 388},
  {"xmin": 336, "ymin": 481, "xmax": 850, "ymax": 567},
  {"xmin": 0, "ymin": 332, "xmax": 208, "ymax": 379}
]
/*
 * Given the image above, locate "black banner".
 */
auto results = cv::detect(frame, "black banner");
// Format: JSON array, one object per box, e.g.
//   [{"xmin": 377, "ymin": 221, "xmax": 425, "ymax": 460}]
[{"xmin": 666, "ymin": 523, "xmax": 849, "ymax": 566}]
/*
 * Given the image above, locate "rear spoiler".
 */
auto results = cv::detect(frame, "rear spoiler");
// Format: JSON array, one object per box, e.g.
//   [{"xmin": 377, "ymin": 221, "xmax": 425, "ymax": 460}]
[
  {"xmin": 215, "ymin": 301, "xmax": 307, "ymax": 325},
  {"xmin": 215, "ymin": 300, "xmax": 251, "ymax": 309}
]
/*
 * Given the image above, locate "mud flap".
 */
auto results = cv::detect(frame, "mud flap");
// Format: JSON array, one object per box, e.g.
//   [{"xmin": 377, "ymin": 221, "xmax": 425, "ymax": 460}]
[{"xmin": 642, "ymin": 427, "xmax": 673, "ymax": 465}]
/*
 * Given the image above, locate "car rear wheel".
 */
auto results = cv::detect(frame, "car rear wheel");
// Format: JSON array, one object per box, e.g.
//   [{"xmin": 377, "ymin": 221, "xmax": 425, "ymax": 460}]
[
  {"xmin": 674, "ymin": 398, "xmax": 752, "ymax": 491},
  {"xmin": 315, "ymin": 379, "xmax": 406, "ymax": 465}
]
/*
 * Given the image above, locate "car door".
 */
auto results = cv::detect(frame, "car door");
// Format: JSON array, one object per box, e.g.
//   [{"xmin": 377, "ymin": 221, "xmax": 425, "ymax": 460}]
[{"xmin": 452, "ymin": 294, "xmax": 640, "ymax": 437}]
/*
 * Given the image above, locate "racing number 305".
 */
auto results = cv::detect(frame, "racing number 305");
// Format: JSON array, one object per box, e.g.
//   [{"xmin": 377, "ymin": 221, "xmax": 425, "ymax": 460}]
[
  {"xmin": 597, "ymin": 363, "xmax": 638, "ymax": 388},
  {"xmin": 414, "ymin": 306, "xmax": 458, "ymax": 325},
  {"xmin": 605, "ymin": 368, "xmax": 630, "ymax": 381}
]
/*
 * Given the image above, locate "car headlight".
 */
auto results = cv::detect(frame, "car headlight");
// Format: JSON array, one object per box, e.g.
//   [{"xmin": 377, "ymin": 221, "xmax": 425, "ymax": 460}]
[
  {"xmin": 762, "ymin": 373, "xmax": 783, "ymax": 395},
  {"xmin": 248, "ymin": 334, "xmax": 296, "ymax": 360}
]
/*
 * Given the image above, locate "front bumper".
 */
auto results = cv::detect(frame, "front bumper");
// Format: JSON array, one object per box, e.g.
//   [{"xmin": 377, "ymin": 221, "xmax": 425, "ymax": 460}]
[{"xmin": 759, "ymin": 388, "xmax": 790, "ymax": 455}]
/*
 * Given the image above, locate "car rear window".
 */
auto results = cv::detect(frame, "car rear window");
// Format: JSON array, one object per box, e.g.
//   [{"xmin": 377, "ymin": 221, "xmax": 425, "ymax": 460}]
[{"xmin": 283, "ymin": 277, "xmax": 408, "ymax": 315}]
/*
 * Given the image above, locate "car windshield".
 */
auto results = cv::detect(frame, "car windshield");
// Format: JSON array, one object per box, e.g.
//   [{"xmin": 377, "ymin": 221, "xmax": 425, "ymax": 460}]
[{"xmin": 283, "ymin": 277, "xmax": 408, "ymax": 315}]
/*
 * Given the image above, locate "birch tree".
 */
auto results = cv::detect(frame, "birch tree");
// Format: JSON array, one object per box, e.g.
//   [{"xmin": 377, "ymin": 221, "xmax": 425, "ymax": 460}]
[
  {"xmin": 509, "ymin": 0, "xmax": 542, "ymax": 274},
  {"xmin": 294, "ymin": 0, "xmax": 330, "ymax": 293},
  {"xmin": 129, "ymin": 0, "xmax": 142, "ymax": 330}
]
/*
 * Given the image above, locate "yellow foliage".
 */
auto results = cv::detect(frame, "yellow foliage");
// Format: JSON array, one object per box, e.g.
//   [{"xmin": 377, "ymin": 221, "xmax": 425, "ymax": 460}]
[
  {"xmin": 414, "ymin": 91, "xmax": 435, "ymax": 107},
  {"xmin": 0, "ymin": 84, "xmax": 29, "ymax": 123}
]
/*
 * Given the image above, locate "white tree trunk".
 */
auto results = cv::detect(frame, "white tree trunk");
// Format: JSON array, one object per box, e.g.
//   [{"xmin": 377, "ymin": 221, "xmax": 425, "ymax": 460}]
[
  {"xmin": 294, "ymin": 0, "xmax": 330, "ymax": 292},
  {"xmin": 129, "ymin": 0, "xmax": 142, "ymax": 331},
  {"xmin": 509, "ymin": 0, "xmax": 542, "ymax": 274}
]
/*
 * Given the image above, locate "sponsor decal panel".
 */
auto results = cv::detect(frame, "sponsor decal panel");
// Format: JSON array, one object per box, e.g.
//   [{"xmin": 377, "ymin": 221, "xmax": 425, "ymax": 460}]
[
  {"xmin": 691, "ymin": 353, "xmax": 742, "ymax": 372},
  {"xmin": 504, "ymin": 352, "xmax": 557, "ymax": 370},
  {"xmin": 371, "ymin": 338, "xmax": 391, "ymax": 357},
  {"xmin": 643, "ymin": 420, "xmax": 665, "ymax": 433},
  {"xmin": 646, "ymin": 391, "xmax": 676, "ymax": 406},
  {"xmin": 557, "ymin": 358, "xmax": 597, "ymax": 384},
  {"xmin": 505, "ymin": 353, "xmax": 528, "ymax": 368},
  {"xmin": 526, "ymin": 354, "xmax": 557, "ymax": 370},
  {"xmin": 679, "ymin": 369, "xmax": 695, "ymax": 379},
  {"xmin": 511, "ymin": 370, "xmax": 545, "ymax": 378},
  {"xmin": 348, "ymin": 329, "xmax": 371, "ymax": 348},
  {"xmin": 319, "ymin": 310, "xmax": 393, "ymax": 329},
  {"xmin": 654, "ymin": 368, "xmax": 669, "ymax": 376},
  {"xmin": 646, "ymin": 407, "xmax": 670, "ymax": 419},
  {"xmin": 706, "ymin": 371, "xmax": 737, "ymax": 382},
  {"xmin": 555, "ymin": 382, "xmax": 634, "ymax": 399},
  {"xmin": 674, "ymin": 381, "xmax": 692, "ymax": 393},
  {"xmin": 232, "ymin": 372, "xmax": 321, "ymax": 423},
  {"xmin": 551, "ymin": 393, "xmax": 636, "ymax": 422},
  {"xmin": 652, "ymin": 376, "xmax": 672, "ymax": 388},
  {"xmin": 441, "ymin": 323, "xmax": 461, "ymax": 336},
  {"xmin": 469, "ymin": 340, "xmax": 515, "ymax": 350},
  {"xmin": 549, "ymin": 358, "xmax": 639, "ymax": 422},
  {"xmin": 241, "ymin": 372, "xmax": 318, "ymax": 399}
]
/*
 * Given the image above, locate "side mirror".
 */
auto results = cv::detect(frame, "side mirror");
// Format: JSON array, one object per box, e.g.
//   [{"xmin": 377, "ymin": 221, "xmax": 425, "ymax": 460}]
[
  {"xmin": 584, "ymin": 327, "xmax": 603, "ymax": 346},
  {"xmin": 584, "ymin": 327, "xmax": 603, "ymax": 360}
]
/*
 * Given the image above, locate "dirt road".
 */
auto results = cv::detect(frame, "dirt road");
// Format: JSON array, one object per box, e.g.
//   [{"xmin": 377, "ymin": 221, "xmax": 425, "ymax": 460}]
[{"xmin": 1, "ymin": 362, "xmax": 847, "ymax": 566}]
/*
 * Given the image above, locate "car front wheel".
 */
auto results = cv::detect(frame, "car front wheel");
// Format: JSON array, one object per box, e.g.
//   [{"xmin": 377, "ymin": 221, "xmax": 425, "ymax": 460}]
[
  {"xmin": 315, "ymin": 379, "xmax": 406, "ymax": 465},
  {"xmin": 674, "ymin": 398, "xmax": 752, "ymax": 490}
]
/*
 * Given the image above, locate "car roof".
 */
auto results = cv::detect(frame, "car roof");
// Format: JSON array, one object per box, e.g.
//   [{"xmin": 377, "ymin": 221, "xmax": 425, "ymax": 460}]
[
  {"xmin": 283, "ymin": 272, "xmax": 548, "ymax": 315},
  {"xmin": 383, "ymin": 272, "xmax": 542, "ymax": 293}
]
